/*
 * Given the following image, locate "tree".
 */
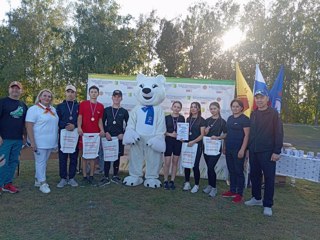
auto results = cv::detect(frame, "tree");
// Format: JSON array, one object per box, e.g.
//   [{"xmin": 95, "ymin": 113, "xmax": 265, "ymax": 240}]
[{"xmin": 155, "ymin": 19, "xmax": 184, "ymax": 77}]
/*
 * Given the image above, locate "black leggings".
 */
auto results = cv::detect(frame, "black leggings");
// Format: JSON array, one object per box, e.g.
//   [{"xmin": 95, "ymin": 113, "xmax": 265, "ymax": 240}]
[
  {"xmin": 203, "ymin": 153, "xmax": 221, "ymax": 188},
  {"xmin": 184, "ymin": 143, "xmax": 203, "ymax": 185},
  {"xmin": 104, "ymin": 158, "xmax": 120, "ymax": 177}
]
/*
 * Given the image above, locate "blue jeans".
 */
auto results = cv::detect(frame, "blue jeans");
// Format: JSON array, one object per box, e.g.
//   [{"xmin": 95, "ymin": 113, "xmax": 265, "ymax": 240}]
[
  {"xmin": 249, "ymin": 151, "xmax": 275, "ymax": 208},
  {"xmin": 225, "ymin": 148, "xmax": 245, "ymax": 195},
  {"xmin": 0, "ymin": 139, "xmax": 23, "ymax": 186}
]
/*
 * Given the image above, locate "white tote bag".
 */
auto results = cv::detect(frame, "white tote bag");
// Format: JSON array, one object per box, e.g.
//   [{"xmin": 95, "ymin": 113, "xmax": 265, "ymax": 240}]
[
  {"xmin": 101, "ymin": 137, "xmax": 119, "ymax": 162},
  {"xmin": 181, "ymin": 142, "xmax": 198, "ymax": 168},
  {"xmin": 82, "ymin": 133, "xmax": 100, "ymax": 159},
  {"xmin": 60, "ymin": 128, "xmax": 79, "ymax": 154},
  {"xmin": 203, "ymin": 137, "xmax": 221, "ymax": 156}
]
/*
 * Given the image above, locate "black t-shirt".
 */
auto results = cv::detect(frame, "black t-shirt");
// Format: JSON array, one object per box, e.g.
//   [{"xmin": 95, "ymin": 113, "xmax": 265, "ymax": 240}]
[
  {"xmin": 0, "ymin": 97, "xmax": 28, "ymax": 140},
  {"xmin": 103, "ymin": 106, "xmax": 129, "ymax": 137},
  {"xmin": 165, "ymin": 114, "xmax": 185, "ymax": 133},
  {"xmin": 205, "ymin": 117, "xmax": 227, "ymax": 137},
  {"xmin": 186, "ymin": 116, "xmax": 206, "ymax": 142}
]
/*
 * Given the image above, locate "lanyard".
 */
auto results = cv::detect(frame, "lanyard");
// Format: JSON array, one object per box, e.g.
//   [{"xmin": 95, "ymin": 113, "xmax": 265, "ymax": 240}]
[
  {"xmin": 189, "ymin": 117, "xmax": 197, "ymax": 135},
  {"xmin": 172, "ymin": 115, "xmax": 179, "ymax": 132},
  {"xmin": 66, "ymin": 101, "xmax": 75, "ymax": 120},
  {"xmin": 90, "ymin": 101, "xmax": 97, "ymax": 121},
  {"xmin": 112, "ymin": 107, "xmax": 120, "ymax": 124}
]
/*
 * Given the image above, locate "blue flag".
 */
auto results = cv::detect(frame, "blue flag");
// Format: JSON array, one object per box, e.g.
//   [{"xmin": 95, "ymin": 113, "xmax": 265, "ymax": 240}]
[{"xmin": 269, "ymin": 65, "xmax": 285, "ymax": 113}]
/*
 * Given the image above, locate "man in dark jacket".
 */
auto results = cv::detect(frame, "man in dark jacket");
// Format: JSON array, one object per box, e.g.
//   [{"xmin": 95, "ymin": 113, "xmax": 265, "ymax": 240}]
[
  {"xmin": 56, "ymin": 85, "xmax": 79, "ymax": 188},
  {"xmin": 245, "ymin": 89, "xmax": 283, "ymax": 216}
]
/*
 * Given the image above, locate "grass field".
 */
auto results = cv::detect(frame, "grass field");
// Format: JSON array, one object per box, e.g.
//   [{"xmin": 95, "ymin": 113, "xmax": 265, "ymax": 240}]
[
  {"xmin": 0, "ymin": 124, "xmax": 319, "ymax": 239},
  {"xmin": 283, "ymin": 124, "xmax": 320, "ymax": 153}
]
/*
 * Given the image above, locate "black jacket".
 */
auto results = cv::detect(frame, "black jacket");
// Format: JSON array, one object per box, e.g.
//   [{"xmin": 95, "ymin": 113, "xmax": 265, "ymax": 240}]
[
  {"xmin": 56, "ymin": 100, "xmax": 79, "ymax": 131},
  {"xmin": 249, "ymin": 107, "xmax": 283, "ymax": 154}
]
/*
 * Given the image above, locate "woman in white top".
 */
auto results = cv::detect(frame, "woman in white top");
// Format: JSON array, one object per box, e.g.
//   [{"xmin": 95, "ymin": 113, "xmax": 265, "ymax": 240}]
[{"xmin": 26, "ymin": 89, "xmax": 59, "ymax": 194}]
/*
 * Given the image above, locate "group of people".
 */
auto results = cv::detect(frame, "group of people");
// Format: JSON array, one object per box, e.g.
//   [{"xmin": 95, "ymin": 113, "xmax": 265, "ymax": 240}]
[
  {"xmin": 0, "ymin": 81, "xmax": 283, "ymax": 217},
  {"xmin": 163, "ymin": 89, "xmax": 283, "ymax": 216}
]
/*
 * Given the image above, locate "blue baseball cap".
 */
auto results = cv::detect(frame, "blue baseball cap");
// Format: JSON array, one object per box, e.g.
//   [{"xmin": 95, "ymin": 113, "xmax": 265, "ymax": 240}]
[{"xmin": 254, "ymin": 89, "xmax": 268, "ymax": 97}]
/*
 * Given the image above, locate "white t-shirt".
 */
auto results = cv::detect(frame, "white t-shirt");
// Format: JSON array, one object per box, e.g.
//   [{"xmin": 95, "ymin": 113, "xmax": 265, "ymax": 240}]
[{"xmin": 26, "ymin": 103, "xmax": 59, "ymax": 149}]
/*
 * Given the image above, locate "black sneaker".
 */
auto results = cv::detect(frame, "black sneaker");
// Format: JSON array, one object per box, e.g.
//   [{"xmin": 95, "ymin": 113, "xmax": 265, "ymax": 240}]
[
  {"xmin": 169, "ymin": 181, "xmax": 176, "ymax": 190},
  {"xmin": 97, "ymin": 177, "xmax": 111, "ymax": 187},
  {"xmin": 111, "ymin": 176, "xmax": 122, "ymax": 184},
  {"xmin": 88, "ymin": 176, "xmax": 95, "ymax": 185},
  {"xmin": 80, "ymin": 177, "xmax": 89, "ymax": 186},
  {"xmin": 164, "ymin": 181, "xmax": 169, "ymax": 190}
]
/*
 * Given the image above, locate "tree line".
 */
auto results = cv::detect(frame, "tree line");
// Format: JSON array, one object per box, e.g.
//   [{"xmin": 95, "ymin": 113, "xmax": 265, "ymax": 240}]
[{"xmin": 0, "ymin": 0, "xmax": 319, "ymax": 125}]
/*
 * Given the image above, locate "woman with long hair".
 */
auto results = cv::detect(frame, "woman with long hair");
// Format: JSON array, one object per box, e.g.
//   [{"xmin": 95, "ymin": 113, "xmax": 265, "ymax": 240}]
[
  {"xmin": 163, "ymin": 101, "xmax": 185, "ymax": 190},
  {"xmin": 203, "ymin": 102, "xmax": 227, "ymax": 197},
  {"xmin": 183, "ymin": 102, "xmax": 205, "ymax": 193}
]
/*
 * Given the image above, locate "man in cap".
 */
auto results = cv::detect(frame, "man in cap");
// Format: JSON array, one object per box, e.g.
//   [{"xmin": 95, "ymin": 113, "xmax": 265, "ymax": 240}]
[
  {"xmin": 98, "ymin": 90, "xmax": 129, "ymax": 186},
  {"xmin": 56, "ymin": 85, "xmax": 79, "ymax": 188},
  {"xmin": 245, "ymin": 89, "xmax": 283, "ymax": 216},
  {"xmin": 0, "ymin": 81, "xmax": 28, "ymax": 194}
]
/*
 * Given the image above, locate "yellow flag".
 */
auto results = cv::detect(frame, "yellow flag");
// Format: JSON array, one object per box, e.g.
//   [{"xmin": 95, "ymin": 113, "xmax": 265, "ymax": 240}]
[{"xmin": 236, "ymin": 62, "xmax": 253, "ymax": 117}]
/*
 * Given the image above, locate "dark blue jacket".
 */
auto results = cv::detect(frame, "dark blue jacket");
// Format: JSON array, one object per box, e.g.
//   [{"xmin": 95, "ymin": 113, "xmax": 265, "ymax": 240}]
[{"xmin": 56, "ymin": 100, "xmax": 79, "ymax": 131}]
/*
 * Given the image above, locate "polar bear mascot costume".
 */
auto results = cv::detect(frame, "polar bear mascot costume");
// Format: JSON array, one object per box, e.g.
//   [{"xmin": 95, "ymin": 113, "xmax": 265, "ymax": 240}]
[{"xmin": 123, "ymin": 74, "xmax": 166, "ymax": 188}]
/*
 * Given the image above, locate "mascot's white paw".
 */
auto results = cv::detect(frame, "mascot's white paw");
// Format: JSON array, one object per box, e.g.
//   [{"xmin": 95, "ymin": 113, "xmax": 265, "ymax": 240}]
[
  {"xmin": 144, "ymin": 178, "xmax": 162, "ymax": 188},
  {"xmin": 123, "ymin": 129, "xmax": 140, "ymax": 145},
  {"xmin": 123, "ymin": 176, "xmax": 143, "ymax": 186},
  {"xmin": 147, "ymin": 135, "xmax": 166, "ymax": 153}
]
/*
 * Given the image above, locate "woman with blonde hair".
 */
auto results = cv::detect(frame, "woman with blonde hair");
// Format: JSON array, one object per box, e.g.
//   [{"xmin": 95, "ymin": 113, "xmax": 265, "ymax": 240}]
[{"xmin": 26, "ymin": 89, "xmax": 59, "ymax": 194}]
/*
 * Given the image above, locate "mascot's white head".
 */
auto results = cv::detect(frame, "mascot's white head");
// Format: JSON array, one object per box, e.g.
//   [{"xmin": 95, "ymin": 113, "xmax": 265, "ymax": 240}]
[{"xmin": 135, "ymin": 74, "xmax": 166, "ymax": 106}]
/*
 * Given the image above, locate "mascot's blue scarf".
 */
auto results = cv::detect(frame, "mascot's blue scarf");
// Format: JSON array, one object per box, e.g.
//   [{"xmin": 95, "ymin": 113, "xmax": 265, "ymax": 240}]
[{"xmin": 142, "ymin": 106, "xmax": 154, "ymax": 125}]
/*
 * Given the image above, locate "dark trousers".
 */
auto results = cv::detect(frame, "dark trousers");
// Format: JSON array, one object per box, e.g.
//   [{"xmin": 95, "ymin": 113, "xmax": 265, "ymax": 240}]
[
  {"xmin": 184, "ymin": 143, "xmax": 202, "ymax": 185},
  {"xmin": 104, "ymin": 158, "xmax": 120, "ymax": 177},
  {"xmin": 58, "ymin": 149, "xmax": 78, "ymax": 179},
  {"xmin": 204, "ymin": 153, "xmax": 221, "ymax": 188},
  {"xmin": 249, "ymin": 151, "xmax": 276, "ymax": 207},
  {"xmin": 225, "ymin": 149, "xmax": 245, "ymax": 195}
]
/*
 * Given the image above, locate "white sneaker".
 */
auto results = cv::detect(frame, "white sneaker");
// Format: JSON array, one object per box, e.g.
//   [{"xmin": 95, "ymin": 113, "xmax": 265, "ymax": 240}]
[
  {"xmin": 263, "ymin": 207, "xmax": 273, "ymax": 216},
  {"xmin": 39, "ymin": 183, "xmax": 51, "ymax": 194},
  {"xmin": 68, "ymin": 178, "xmax": 79, "ymax": 187},
  {"xmin": 203, "ymin": 185, "xmax": 213, "ymax": 194},
  {"xmin": 57, "ymin": 179, "xmax": 68, "ymax": 188},
  {"xmin": 191, "ymin": 185, "xmax": 199, "ymax": 193},
  {"xmin": 245, "ymin": 197, "xmax": 263, "ymax": 206},
  {"xmin": 208, "ymin": 188, "xmax": 217, "ymax": 197},
  {"xmin": 183, "ymin": 182, "xmax": 191, "ymax": 191},
  {"xmin": 34, "ymin": 179, "xmax": 41, "ymax": 187}
]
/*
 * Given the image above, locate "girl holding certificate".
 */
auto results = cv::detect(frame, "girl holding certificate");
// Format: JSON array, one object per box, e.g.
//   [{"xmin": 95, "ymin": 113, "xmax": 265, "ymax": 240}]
[
  {"xmin": 222, "ymin": 99, "xmax": 250, "ymax": 203},
  {"xmin": 203, "ymin": 102, "xmax": 227, "ymax": 198},
  {"xmin": 183, "ymin": 102, "xmax": 205, "ymax": 193},
  {"xmin": 164, "ymin": 101, "xmax": 185, "ymax": 190}
]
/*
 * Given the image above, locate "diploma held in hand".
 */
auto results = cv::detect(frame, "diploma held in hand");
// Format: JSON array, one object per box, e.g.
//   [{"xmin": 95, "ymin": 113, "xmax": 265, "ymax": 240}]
[{"xmin": 177, "ymin": 122, "xmax": 189, "ymax": 141}]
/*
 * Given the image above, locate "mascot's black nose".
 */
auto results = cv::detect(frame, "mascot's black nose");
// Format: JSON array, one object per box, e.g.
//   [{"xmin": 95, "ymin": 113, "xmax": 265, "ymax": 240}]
[{"xmin": 142, "ymin": 88, "xmax": 151, "ymax": 94}]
